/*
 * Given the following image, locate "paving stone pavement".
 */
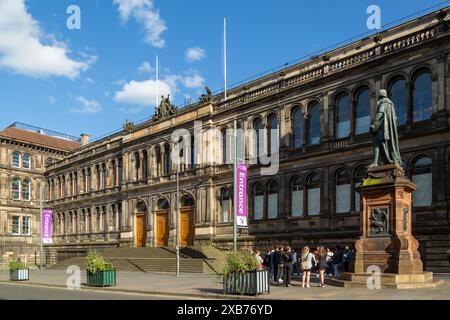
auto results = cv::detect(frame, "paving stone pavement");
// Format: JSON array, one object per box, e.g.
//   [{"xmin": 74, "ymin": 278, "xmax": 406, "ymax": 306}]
[{"xmin": 1, "ymin": 270, "xmax": 449, "ymax": 300}]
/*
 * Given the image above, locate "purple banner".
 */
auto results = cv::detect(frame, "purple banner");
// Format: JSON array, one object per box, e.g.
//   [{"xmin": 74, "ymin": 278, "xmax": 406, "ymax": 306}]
[
  {"xmin": 236, "ymin": 163, "xmax": 248, "ymax": 227},
  {"xmin": 42, "ymin": 208, "xmax": 53, "ymax": 244}
]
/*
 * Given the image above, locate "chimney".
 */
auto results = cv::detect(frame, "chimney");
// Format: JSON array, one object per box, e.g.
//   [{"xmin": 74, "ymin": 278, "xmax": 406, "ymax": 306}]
[{"xmin": 80, "ymin": 134, "xmax": 90, "ymax": 146}]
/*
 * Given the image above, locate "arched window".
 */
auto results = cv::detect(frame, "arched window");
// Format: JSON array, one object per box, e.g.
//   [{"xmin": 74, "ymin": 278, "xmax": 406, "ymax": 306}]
[
  {"xmin": 253, "ymin": 183, "xmax": 264, "ymax": 220},
  {"xmin": 355, "ymin": 87, "xmax": 371, "ymax": 134},
  {"xmin": 155, "ymin": 146, "xmax": 162, "ymax": 176},
  {"xmin": 180, "ymin": 194, "xmax": 195, "ymax": 207},
  {"xmin": 221, "ymin": 128, "xmax": 229, "ymax": 164},
  {"xmin": 142, "ymin": 150, "xmax": 148, "ymax": 179},
  {"xmin": 190, "ymin": 135, "xmax": 195, "ymax": 170},
  {"xmin": 335, "ymin": 169, "xmax": 350, "ymax": 214},
  {"xmin": 164, "ymin": 144, "xmax": 171, "ymax": 175},
  {"xmin": 267, "ymin": 180, "xmax": 278, "ymax": 219},
  {"xmin": 22, "ymin": 154, "xmax": 31, "ymax": 169},
  {"xmin": 267, "ymin": 113, "xmax": 278, "ymax": 156},
  {"xmin": 253, "ymin": 118, "xmax": 264, "ymax": 159},
  {"xmin": 291, "ymin": 177, "xmax": 303, "ymax": 217},
  {"xmin": 306, "ymin": 173, "xmax": 321, "ymax": 215},
  {"xmin": 412, "ymin": 71, "xmax": 432, "ymax": 122},
  {"xmin": 11, "ymin": 178, "xmax": 20, "ymax": 200},
  {"xmin": 411, "ymin": 157, "xmax": 432, "ymax": 207},
  {"xmin": 336, "ymin": 93, "xmax": 350, "ymax": 138},
  {"xmin": 157, "ymin": 198, "xmax": 170, "ymax": 210},
  {"xmin": 12, "ymin": 151, "xmax": 21, "ymax": 168},
  {"xmin": 354, "ymin": 166, "xmax": 366, "ymax": 213},
  {"xmin": 388, "ymin": 77, "xmax": 407, "ymax": 126},
  {"xmin": 22, "ymin": 179, "xmax": 31, "ymax": 201},
  {"xmin": 220, "ymin": 187, "xmax": 232, "ymax": 223},
  {"xmin": 307, "ymin": 102, "xmax": 320, "ymax": 145},
  {"xmin": 134, "ymin": 152, "xmax": 140, "ymax": 180},
  {"xmin": 96, "ymin": 208, "xmax": 101, "ymax": 232},
  {"xmin": 292, "ymin": 107, "xmax": 304, "ymax": 148}
]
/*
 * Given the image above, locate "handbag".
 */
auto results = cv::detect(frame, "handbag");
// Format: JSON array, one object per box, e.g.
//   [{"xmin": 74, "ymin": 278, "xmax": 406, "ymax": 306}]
[{"xmin": 300, "ymin": 254, "xmax": 309, "ymax": 271}]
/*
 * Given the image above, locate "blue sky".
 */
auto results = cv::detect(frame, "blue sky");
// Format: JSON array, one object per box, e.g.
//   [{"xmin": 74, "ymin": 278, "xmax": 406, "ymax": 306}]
[{"xmin": 0, "ymin": 0, "xmax": 448, "ymax": 140}]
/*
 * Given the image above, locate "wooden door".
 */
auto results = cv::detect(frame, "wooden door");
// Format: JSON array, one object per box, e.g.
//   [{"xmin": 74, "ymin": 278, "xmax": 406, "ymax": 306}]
[
  {"xmin": 180, "ymin": 207, "xmax": 194, "ymax": 246},
  {"xmin": 156, "ymin": 210, "xmax": 168, "ymax": 246},
  {"xmin": 135, "ymin": 214, "xmax": 146, "ymax": 247}
]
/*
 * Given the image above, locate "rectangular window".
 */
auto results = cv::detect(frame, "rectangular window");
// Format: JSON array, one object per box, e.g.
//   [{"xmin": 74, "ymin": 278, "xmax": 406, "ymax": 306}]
[
  {"xmin": 22, "ymin": 216, "xmax": 30, "ymax": 235},
  {"xmin": 221, "ymin": 199, "xmax": 230, "ymax": 223},
  {"xmin": 412, "ymin": 173, "xmax": 432, "ymax": 207},
  {"xmin": 12, "ymin": 216, "xmax": 20, "ymax": 235},
  {"xmin": 268, "ymin": 194, "xmax": 278, "ymax": 219},
  {"xmin": 308, "ymin": 188, "xmax": 320, "ymax": 215},
  {"xmin": 254, "ymin": 195, "xmax": 264, "ymax": 220},
  {"xmin": 336, "ymin": 184, "xmax": 351, "ymax": 213},
  {"xmin": 354, "ymin": 182, "xmax": 361, "ymax": 213},
  {"xmin": 291, "ymin": 190, "xmax": 303, "ymax": 217}
]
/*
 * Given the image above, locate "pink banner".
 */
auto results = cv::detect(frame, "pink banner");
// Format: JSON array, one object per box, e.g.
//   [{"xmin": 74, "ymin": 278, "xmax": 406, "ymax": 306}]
[
  {"xmin": 236, "ymin": 163, "xmax": 248, "ymax": 227},
  {"xmin": 42, "ymin": 208, "xmax": 53, "ymax": 244}
]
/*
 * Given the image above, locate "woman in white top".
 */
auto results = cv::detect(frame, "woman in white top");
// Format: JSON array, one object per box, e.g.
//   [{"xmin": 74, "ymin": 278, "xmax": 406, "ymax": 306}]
[{"xmin": 300, "ymin": 246, "xmax": 316, "ymax": 288}]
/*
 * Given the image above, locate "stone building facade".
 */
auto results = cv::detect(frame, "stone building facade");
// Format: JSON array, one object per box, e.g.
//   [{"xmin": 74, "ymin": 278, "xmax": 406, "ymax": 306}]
[
  {"xmin": 5, "ymin": 8, "xmax": 450, "ymax": 272},
  {"xmin": 0, "ymin": 123, "xmax": 81, "ymax": 265}
]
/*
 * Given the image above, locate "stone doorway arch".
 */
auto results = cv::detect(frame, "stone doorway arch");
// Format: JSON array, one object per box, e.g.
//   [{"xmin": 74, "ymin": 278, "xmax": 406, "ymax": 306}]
[
  {"xmin": 156, "ymin": 198, "xmax": 170, "ymax": 247},
  {"xmin": 180, "ymin": 194, "xmax": 195, "ymax": 246},
  {"xmin": 135, "ymin": 201, "xmax": 147, "ymax": 247}
]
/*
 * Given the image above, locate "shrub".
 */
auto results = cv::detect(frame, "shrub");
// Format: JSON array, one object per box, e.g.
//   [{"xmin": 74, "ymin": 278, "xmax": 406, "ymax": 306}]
[
  {"xmin": 86, "ymin": 251, "xmax": 114, "ymax": 274},
  {"xmin": 222, "ymin": 248, "xmax": 259, "ymax": 275},
  {"xmin": 8, "ymin": 260, "xmax": 26, "ymax": 271}
]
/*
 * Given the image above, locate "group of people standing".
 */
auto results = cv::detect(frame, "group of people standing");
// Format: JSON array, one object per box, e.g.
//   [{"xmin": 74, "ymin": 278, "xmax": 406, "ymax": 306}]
[{"xmin": 255, "ymin": 245, "xmax": 355, "ymax": 288}]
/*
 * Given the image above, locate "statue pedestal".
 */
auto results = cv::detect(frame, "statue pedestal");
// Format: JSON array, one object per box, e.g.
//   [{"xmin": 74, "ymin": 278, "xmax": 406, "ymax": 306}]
[{"xmin": 328, "ymin": 164, "xmax": 442, "ymax": 289}]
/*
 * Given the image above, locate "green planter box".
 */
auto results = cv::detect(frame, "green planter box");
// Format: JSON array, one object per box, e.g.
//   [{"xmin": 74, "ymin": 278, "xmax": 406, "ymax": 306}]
[
  {"xmin": 10, "ymin": 269, "xmax": 29, "ymax": 281},
  {"xmin": 86, "ymin": 269, "xmax": 116, "ymax": 287},
  {"xmin": 223, "ymin": 270, "xmax": 270, "ymax": 296}
]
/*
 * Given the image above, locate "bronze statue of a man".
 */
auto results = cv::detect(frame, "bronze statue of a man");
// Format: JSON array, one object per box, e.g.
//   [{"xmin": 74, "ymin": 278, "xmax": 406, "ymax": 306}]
[{"xmin": 369, "ymin": 89, "xmax": 402, "ymax": 168}]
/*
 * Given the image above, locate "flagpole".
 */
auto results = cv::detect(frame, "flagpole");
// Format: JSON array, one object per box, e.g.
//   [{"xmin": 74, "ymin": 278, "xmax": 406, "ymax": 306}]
[
  {"xmin": 224, "ymin": 17, "xmax": 227, "ymax": 100},
  {"xmin": 156, "ymin": 55, "xmax": 159, "ymax": 108}
]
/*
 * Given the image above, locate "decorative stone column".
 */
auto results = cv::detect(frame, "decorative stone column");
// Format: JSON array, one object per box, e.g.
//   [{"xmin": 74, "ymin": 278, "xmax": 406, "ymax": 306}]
[{"xmin": 332, "ymin": 164, "xmax": 441, "ymax": 288}]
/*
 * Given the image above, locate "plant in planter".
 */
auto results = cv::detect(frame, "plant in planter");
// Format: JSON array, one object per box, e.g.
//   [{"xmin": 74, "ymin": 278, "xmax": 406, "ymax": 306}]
[
  {"xmin": 222, "ymin": 249, "xmax": 269, "ymax": 296},
  {"xmin": 86, "ymin": 251, "xmax": 116, "ymax": 287},
  {"xmin": 9, "ymin": 260, "xmax": 29, "ymax": 281}
]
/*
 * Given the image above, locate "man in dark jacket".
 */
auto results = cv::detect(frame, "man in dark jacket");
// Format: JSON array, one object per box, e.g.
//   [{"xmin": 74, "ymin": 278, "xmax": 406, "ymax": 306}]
[
  {"xmin": 333, "ymin": 245, "xmax": 344, "ymax": 279},
  {"xmin": 272, "ymin": 246, "xmax": 279, "ymax": 283},
  {"xmin": 276, "ymin": 247, "xmax": 285, "ymax": 284},
  {"xmin": 283, "ymin": 247, "xmax": 294, "ymax": 287}
]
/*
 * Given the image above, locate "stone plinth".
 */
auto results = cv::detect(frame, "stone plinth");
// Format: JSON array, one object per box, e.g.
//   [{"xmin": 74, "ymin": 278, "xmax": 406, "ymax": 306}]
[{"xmin": 332, "ymin": 164, "xmax": 441, "ymax": 289}]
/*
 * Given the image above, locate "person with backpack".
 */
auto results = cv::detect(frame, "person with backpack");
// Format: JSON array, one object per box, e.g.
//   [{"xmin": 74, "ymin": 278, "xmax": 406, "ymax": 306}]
[
  {"xmin": 283, "ymin": 247, "xmax": 294, "ymax": 287},
  {"xmin": 276, "ymin": 246, "xmax": 285, "ymax": 284},
  {"xmin": 300, "ymin": 246, "xmax": 316, "ymax": 288},
  {"xmin": 272, "ymin": 246, "xmax": 279, "ymax": 283}
]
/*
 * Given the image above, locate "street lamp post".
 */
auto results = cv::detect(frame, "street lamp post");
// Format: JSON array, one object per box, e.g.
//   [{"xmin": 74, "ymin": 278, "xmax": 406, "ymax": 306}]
[{"xmin": 162, "ymin": 136, "xmax": 180, "ymax": 277}]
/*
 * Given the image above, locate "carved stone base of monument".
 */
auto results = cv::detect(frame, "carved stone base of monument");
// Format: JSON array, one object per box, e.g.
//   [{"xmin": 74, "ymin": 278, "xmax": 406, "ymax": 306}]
[{"xmin": 327, "ymin": 164, "xmax": 443, "ymax": 289}]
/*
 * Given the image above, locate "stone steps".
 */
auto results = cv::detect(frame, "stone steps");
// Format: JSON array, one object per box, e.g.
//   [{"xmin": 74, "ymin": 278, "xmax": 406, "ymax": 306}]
[{"xmin": 47, "ymin": 246, "xmax": 224, "ymax": 274}]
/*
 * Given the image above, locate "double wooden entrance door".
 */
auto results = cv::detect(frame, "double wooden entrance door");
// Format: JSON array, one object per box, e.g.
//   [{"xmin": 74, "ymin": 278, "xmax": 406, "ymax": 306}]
[
  {"xmin": 135, "ymin": 214, "xmax": 147, "ymax": 247},
  {"xmin": 180, "ymin": 207, "xmax": 194, "ymax": 246},
  {"xmin": 156, "ymin": 210, "xmax": 169, "ymax": 247}
]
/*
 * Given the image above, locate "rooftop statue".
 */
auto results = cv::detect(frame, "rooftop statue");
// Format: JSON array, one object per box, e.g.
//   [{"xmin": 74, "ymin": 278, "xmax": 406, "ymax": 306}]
[
  {"xmin": 153, "ymin": 94, "xmax": 177, "ymax": 121},
  {"xmin": 368, "ymin": 89, "xmax": 402, "ymax": 168},
  {"xmin": 123, "ymin": 119, "xmax": 134, "ymax": 133},
  {"xmin": 199, "ymin": 86, "xmax": 213, "ymax": 103}
]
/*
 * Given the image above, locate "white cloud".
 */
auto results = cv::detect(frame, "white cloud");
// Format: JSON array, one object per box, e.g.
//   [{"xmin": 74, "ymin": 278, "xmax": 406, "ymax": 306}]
[
  {"xmin": 113, "ymin": 0, "xmax": 167, "ymax": 48},
  {"xmin": 114, "ymin": 79, "xmax": 172, "ymax": 108},
  {"xmin": 0, "ymin": 0, "xmax": 94, "ymax": 79},
  {"xmin": 47, "ymin": 96, "xmax": 56, "ymax": 105},
  {"xmin": 137, "ymin": 61, "xmax": 154, "ymax": 74},
  {"xmin": 70, "ymin": 96, "xmax": 102, "ymax": 114},
  {"xmin": 185, "ymin": 47, "xmax": 206, "ymax": 63},
  {"xmin": 182, "ymin": 74, "xmax": 205, "ymax": 88}
]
